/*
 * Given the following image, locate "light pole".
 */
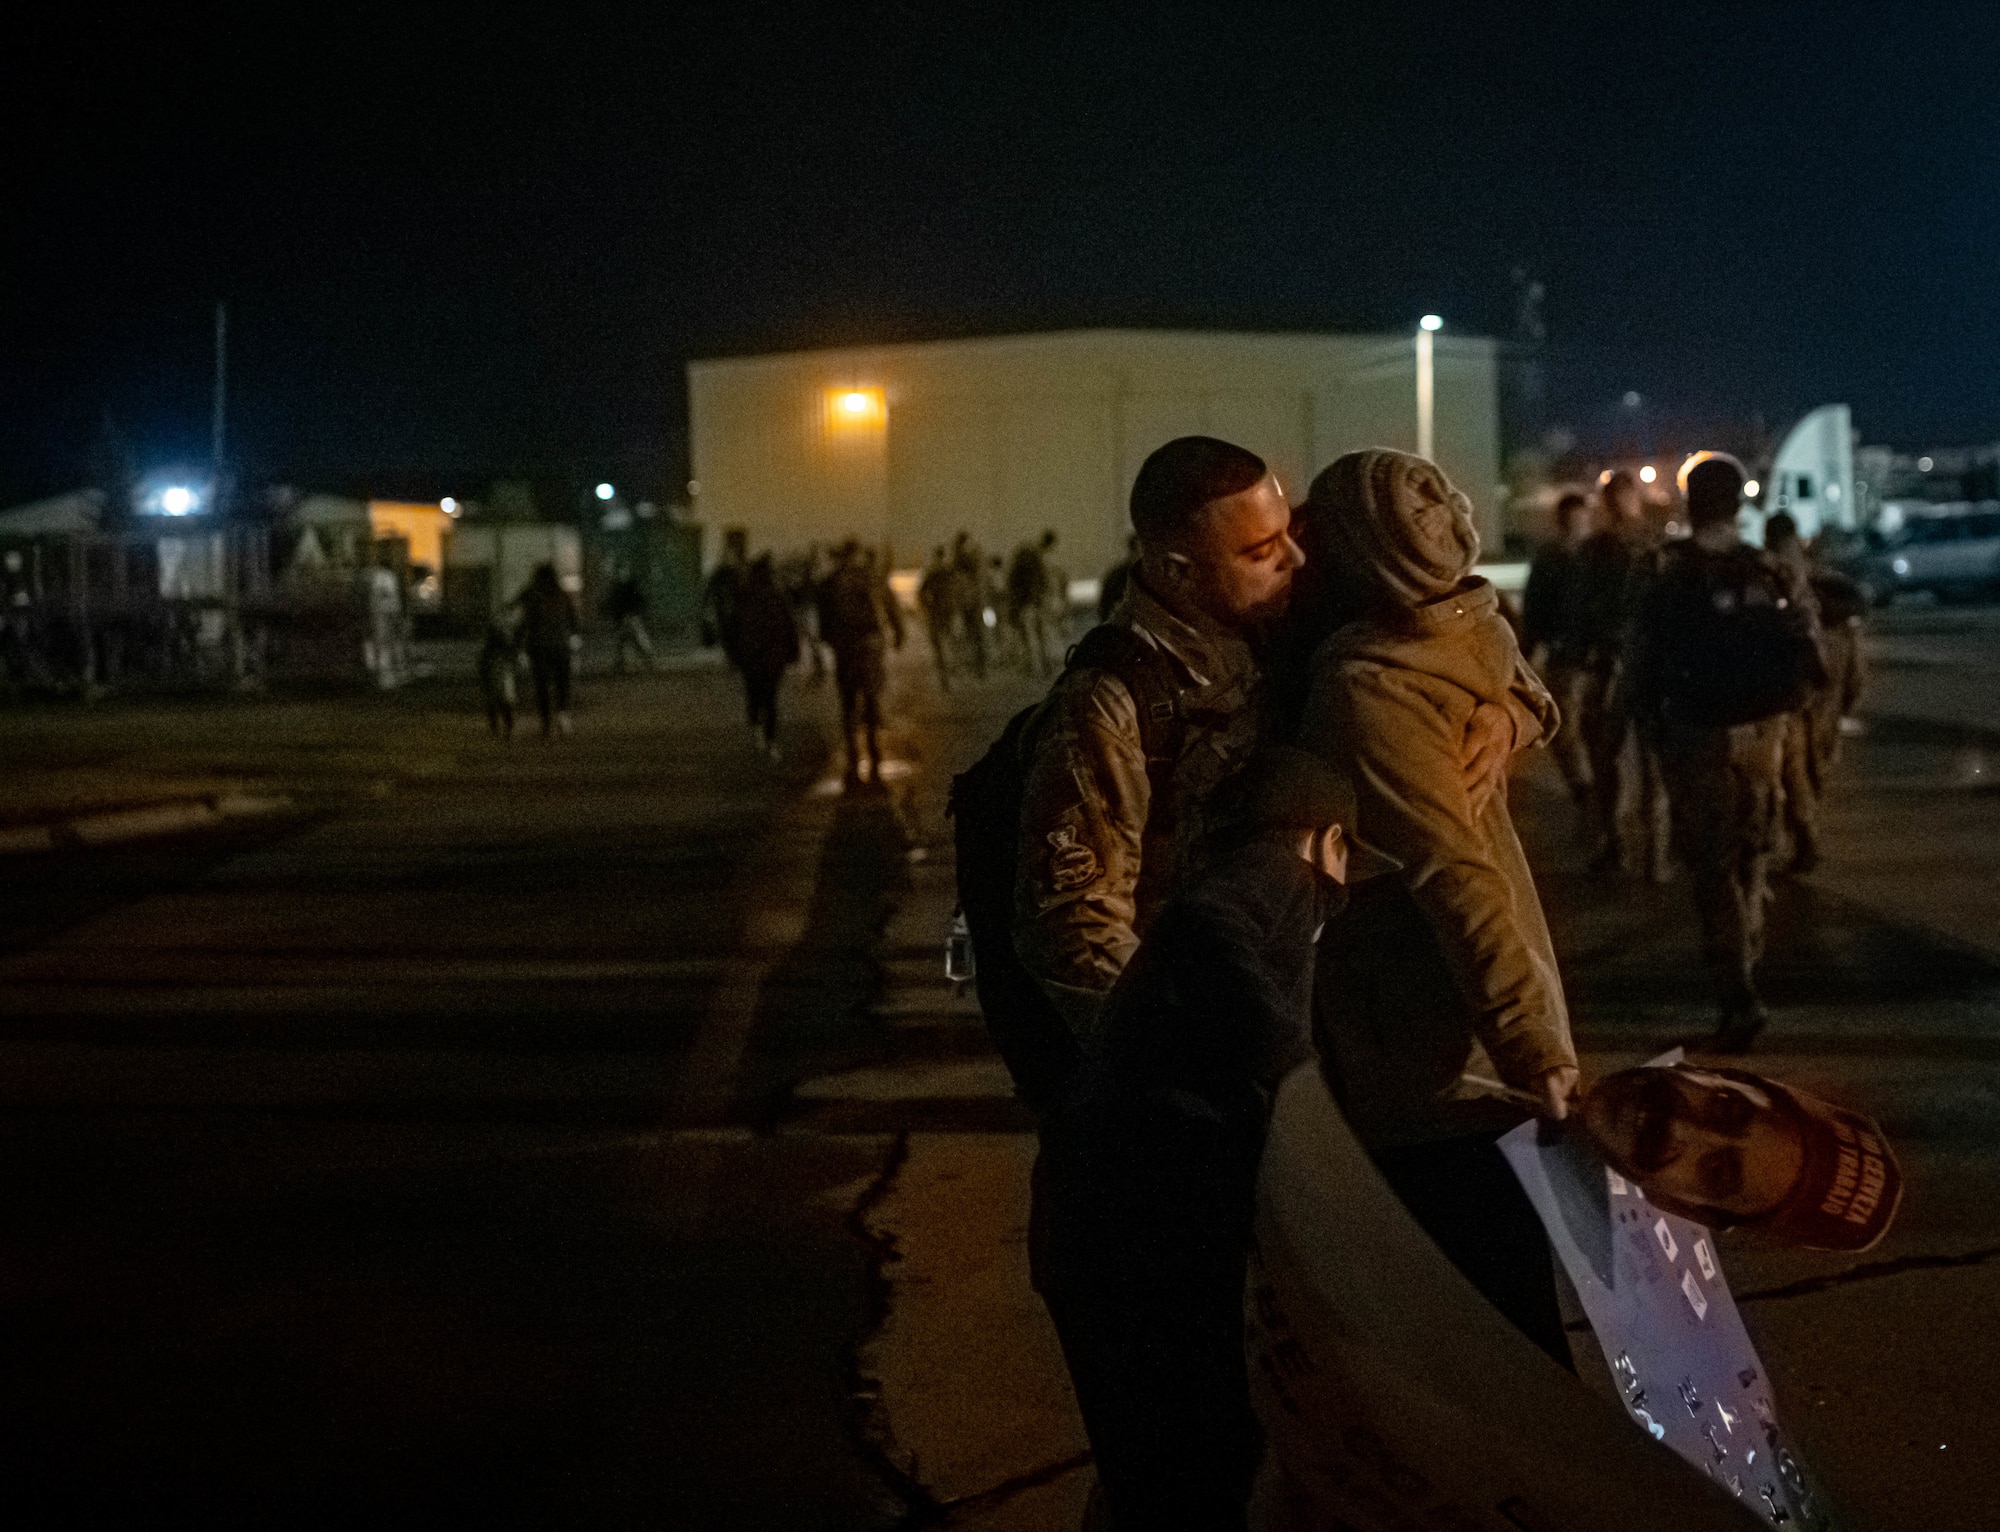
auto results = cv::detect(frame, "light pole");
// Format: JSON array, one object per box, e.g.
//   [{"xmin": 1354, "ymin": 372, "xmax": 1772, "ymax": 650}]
[
  {"xmin": 1416, "ymin": 314, "xmax": 1442, "ymax": 460},
  {"xmin": 212, "ymin": 301, "xmax": 228, "ymax": 475}
]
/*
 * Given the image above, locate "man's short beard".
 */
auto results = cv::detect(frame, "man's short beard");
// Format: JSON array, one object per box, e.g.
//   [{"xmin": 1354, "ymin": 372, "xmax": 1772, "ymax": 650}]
[{"xmin": 1239, "ymin": 587, "xmax": 1293, "ymax": 636}]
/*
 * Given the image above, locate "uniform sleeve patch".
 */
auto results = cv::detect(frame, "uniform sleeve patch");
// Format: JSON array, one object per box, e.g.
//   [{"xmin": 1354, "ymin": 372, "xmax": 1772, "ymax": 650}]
[{"xmin": 1045, "ymin": 826, "xmax": 1101, "ymax": 892}]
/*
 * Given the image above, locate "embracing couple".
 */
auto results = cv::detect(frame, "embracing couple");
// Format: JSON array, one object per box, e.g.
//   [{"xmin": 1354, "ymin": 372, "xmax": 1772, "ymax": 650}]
[{"xmin": 978, "ymin": 435, "xmax": 1576, "ymax": 1528}]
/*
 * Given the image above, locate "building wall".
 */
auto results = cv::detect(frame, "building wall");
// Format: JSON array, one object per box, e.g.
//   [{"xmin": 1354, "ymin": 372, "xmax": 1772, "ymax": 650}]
[{"xmin": 688, "ymin": 329, "xmax": 1500, "ymax": 578}]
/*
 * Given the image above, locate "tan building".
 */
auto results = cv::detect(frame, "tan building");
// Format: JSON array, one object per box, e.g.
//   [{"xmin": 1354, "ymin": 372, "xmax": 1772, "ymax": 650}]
[{"xmin": 687, "ymin": 328, "xmax": 1501, "ymax": 580}]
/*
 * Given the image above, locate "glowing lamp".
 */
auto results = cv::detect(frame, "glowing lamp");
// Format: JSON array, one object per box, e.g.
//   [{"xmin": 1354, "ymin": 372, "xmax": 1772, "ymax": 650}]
[
  {"xmin": 824, "ymin": 386, "xmax": 886, "ymax": 433},
  {"xmin": 1418, "ymin": 314, "xmax": 1443, "ymax": 332},
  {"xmin": 595, "ymin": 482, "xmax": 615, "ymax": 501},
  {"xmin": 1743, "ymin": 480, "xmax": 1761, "ymax": 498},
  {"xmin": 1638, "ymin": 465, "xmax": 1657, "ymax": 484},
  {"xmin": 161, "ymin": 486, "xmax": 197, "ymax": 515}
]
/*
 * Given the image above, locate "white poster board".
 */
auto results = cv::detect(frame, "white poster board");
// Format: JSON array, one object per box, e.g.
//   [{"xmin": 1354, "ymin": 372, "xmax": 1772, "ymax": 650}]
[
  {"xmin": 1248, "ymin": 1065, "xmax": 1764, "ymax": 1531},
  {"xmin": 1499, "ymin": 1118, "xmax": 1830, "ymax": 1529}
]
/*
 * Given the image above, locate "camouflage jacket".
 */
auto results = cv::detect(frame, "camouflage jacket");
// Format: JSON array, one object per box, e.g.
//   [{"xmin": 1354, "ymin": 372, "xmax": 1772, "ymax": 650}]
[
  {"xmin": 1012, "ymin": 577, "xmax": 1264, "ymax": 1042},
  {"xmin": 1575, "ymin": 523, "xmax": 1662, "ymax": 671}
]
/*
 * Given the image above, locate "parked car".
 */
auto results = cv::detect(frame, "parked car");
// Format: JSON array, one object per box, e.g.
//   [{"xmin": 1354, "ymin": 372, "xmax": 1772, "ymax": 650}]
[{"xmin": 1837, "ymin": 503, "xmax": 2000, "ymax": 605}]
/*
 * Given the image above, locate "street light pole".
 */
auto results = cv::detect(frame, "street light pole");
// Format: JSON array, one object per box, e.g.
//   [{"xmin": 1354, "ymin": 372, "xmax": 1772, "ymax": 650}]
[
  {"xmin": 212, "ymin": 301, "xmax": 228, "ymax": 475},
  {"xmin": 1416, "ymin": 314, "xmax": 1442, "ymax": 460}
]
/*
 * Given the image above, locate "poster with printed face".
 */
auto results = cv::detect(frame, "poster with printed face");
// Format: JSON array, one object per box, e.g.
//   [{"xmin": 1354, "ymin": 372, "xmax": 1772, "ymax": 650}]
[
  {"xmin": 1248, "ymin": 1066, "xmax": 1764, "ymax": 1532},
  {"xmin": 1498, "ymin": 1119, "xmax": 1829, "ymax": 1530}
]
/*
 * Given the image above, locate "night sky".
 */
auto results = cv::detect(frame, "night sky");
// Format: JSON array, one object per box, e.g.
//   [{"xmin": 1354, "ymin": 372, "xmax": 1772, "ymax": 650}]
[{"xmin": 5, "ymin": 3, "xmax": 1997, "ymax": 508}]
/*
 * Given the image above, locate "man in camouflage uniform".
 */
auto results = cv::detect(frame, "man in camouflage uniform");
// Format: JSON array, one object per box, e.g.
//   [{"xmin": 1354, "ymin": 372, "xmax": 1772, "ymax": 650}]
[
  {"xmin": 1578, "ymin": 468, "xmax": 1671, "ymax": 878},
  {"xmin": 1014, "ymin": 438, "xmax": 1298, "ymax": 1041},
  {"xmin": 950, "ymin": 532, "xmax": 990, "ymax": 680},
  {"xmin": 1765, "ymin": 512, "xmax": 1868, "ymax": 873},
  {"xmin": 1627, "ymin": 455, "xmax": 1824, "ymax": 1051},
  {"xmin": 1521, "ymin": 489, "xmax": 1599, "ymax": 807},
  {"xmin": 816, "ymin": 541, "xmax": 905, "ymax": 786},
  {"xmin": 1004, "ymin": 530, "xmax": 1059, "ymax": 676},
  {"xmin": 1014, "ymin": 438, "xmax": 1531, "ymax": 1043}
]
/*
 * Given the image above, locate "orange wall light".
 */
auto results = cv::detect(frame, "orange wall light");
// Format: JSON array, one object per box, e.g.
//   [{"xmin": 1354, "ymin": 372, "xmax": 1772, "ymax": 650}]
[{"xmin": 824, "ymin": 386, "xmax": 887, "ymax": 433}]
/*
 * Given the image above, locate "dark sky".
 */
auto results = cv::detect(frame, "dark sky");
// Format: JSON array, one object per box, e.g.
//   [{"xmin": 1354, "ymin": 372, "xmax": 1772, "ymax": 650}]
[{"xmin": 5, "ymin": 3, "xmax": 1997, "ymax": 507}]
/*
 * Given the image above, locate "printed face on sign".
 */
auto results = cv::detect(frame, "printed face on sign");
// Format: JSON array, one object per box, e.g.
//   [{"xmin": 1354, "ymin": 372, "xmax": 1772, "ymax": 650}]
[{"xmin": 1579, "ymin": 1066, "xmax": 1804, "ymax": 1223}]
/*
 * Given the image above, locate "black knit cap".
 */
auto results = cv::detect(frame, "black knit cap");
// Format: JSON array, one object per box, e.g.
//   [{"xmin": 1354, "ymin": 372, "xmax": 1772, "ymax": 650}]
[{"xmin": 1238, "ymin": 746, "xmax": 1356, "ymax": 832}]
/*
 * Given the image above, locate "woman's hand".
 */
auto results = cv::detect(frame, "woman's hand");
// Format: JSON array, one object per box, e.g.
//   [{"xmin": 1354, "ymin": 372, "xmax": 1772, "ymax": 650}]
[{"xmin": 1533, "ymin": 1065, "xmax": 1581, "ymax": 1121}]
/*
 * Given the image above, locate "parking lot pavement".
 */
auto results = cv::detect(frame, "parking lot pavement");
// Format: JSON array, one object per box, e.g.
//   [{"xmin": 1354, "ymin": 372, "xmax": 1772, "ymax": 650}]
[
  {"xmin": 798, "ymin": 657, "xmax": 1096, "ymax": 1530},
  {"xmin": 1857, "ymin": 603, "xmax": 2000, "ymax": 737},
  {"xmin": 5, "ymin": 599, "xmax": 1997, "ymax": 1529},
  {"xmin": 1513, "ymin": 601, "xmax": 2000, "ymax": 1530},
  {"xmin": 0, "ymin": 661, "xmax": 940, "ymax": 1527}
]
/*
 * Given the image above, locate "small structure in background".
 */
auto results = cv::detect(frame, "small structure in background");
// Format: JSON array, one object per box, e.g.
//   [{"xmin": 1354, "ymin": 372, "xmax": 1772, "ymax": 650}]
[
  {"xmin": 583, "ymin": 494, "xmax": 704, "ymax": 647},
  {"xmin": 0, "ymin": 484, "xmax": 273, "ymax": 694},
  {"xmin": 270, "ymin": 494, "xmax": 420, "ymax": 687},
  {"xmin": 443, "ymin": 523, "xmax": 582, "ymax": 631}
]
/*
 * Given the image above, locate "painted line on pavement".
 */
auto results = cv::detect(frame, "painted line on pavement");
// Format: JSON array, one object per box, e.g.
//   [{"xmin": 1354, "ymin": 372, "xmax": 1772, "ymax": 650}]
[
  {"xmin": 669, "ymin": 781, "xmax": 841, "ymax": 1126},
  {"xmin": 0, "ymin": 793, "xmax": 296, "ymax": 855}
]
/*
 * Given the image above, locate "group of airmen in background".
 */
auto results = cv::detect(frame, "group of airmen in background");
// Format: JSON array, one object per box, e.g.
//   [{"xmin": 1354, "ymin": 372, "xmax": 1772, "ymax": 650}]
[
  {"xmin": 917, "ymin": 530, "xmax": 1075, "ymax": 688},
  {"xmin": 703, "ymin": 529, "xmax": 909, "ymax": 785},
  {"xmin": 701, "ymin": 525, "xmax": 1086, "ymax": 786},
  {"xmin": 1522, "ymin": 460, "xmax": 1869, "ymax": 1049}
]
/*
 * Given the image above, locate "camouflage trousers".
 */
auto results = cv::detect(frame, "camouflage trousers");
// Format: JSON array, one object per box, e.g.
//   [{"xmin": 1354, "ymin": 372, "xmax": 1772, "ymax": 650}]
[
  {"xmin": 1655, "ymin": 715, "xmax": 1787, "ymax": 995},
  {"xmin": 1779, "ymin": 709, "xmax": 1822, "ymax": 870},
  {"xmin": 1542, "ymin": 660, "xmax": 1595, "ymax": 805},
  {"xmin": 1584, "ymin": 668, "xmax": 1671, "ymax": 879},
  {"xmin": 1781, "ymin": 627, "xmax": 1864, "ymax": 870}
]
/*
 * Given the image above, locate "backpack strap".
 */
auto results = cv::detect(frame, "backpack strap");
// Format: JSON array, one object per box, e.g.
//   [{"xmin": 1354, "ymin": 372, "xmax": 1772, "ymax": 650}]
[
  {"xmin": 1062, "ymin": 623, "xmax": 1187, "ymax": 766},
  {"xmin": 1061, "ymin": 623, "xmax": 1190, "ymax": 873}
]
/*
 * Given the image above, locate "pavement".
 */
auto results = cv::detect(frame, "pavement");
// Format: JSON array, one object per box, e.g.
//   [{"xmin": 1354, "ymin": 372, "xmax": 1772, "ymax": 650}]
[
  {"xmin": 0, "ymin": 653, "xmax": 938, "ymax": 1528},
  {"xmin": 1, "ymin": 604, "xmax": 1997, "ymax": 1528}
]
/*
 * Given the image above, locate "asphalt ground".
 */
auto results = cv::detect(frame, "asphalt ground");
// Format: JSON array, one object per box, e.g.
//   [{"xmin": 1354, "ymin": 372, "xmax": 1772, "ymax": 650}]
[
  {"xmin": 0, "ymin": 652, "xmax": 971, "ymax": 1529},
  {"xmin": 2, "ymin": 604, "xmax": 1998, "ymax": 1529}
]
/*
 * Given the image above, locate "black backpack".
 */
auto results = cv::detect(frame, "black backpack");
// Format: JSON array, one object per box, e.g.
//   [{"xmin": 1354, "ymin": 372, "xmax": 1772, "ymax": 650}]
[
  {"xmin": 946, "ymin": 624, "xmax": 1186, "ymax": 1117},
  {"xmin": 1654, "ymin": 550, "xmax": 1825, "ymax": 728}
]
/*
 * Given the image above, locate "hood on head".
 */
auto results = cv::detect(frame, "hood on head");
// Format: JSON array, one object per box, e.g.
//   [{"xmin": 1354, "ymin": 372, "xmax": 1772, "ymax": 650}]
[{"xmin": 1307, "ymin": 449, "xmax": 1481, "ymax": 608}]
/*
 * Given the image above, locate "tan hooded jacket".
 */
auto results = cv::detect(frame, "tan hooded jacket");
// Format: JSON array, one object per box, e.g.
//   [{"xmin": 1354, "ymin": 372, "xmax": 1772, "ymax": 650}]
[{"xmin": 1299, "ymin": 450, "xmax": 1576, "ymax": 1145}]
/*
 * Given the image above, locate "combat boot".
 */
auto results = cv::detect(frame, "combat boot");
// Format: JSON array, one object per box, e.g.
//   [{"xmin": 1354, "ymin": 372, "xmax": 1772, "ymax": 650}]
[{"xmin": 1711, "ymin": 978, "xmax": 1768, "ymax": 1054}]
